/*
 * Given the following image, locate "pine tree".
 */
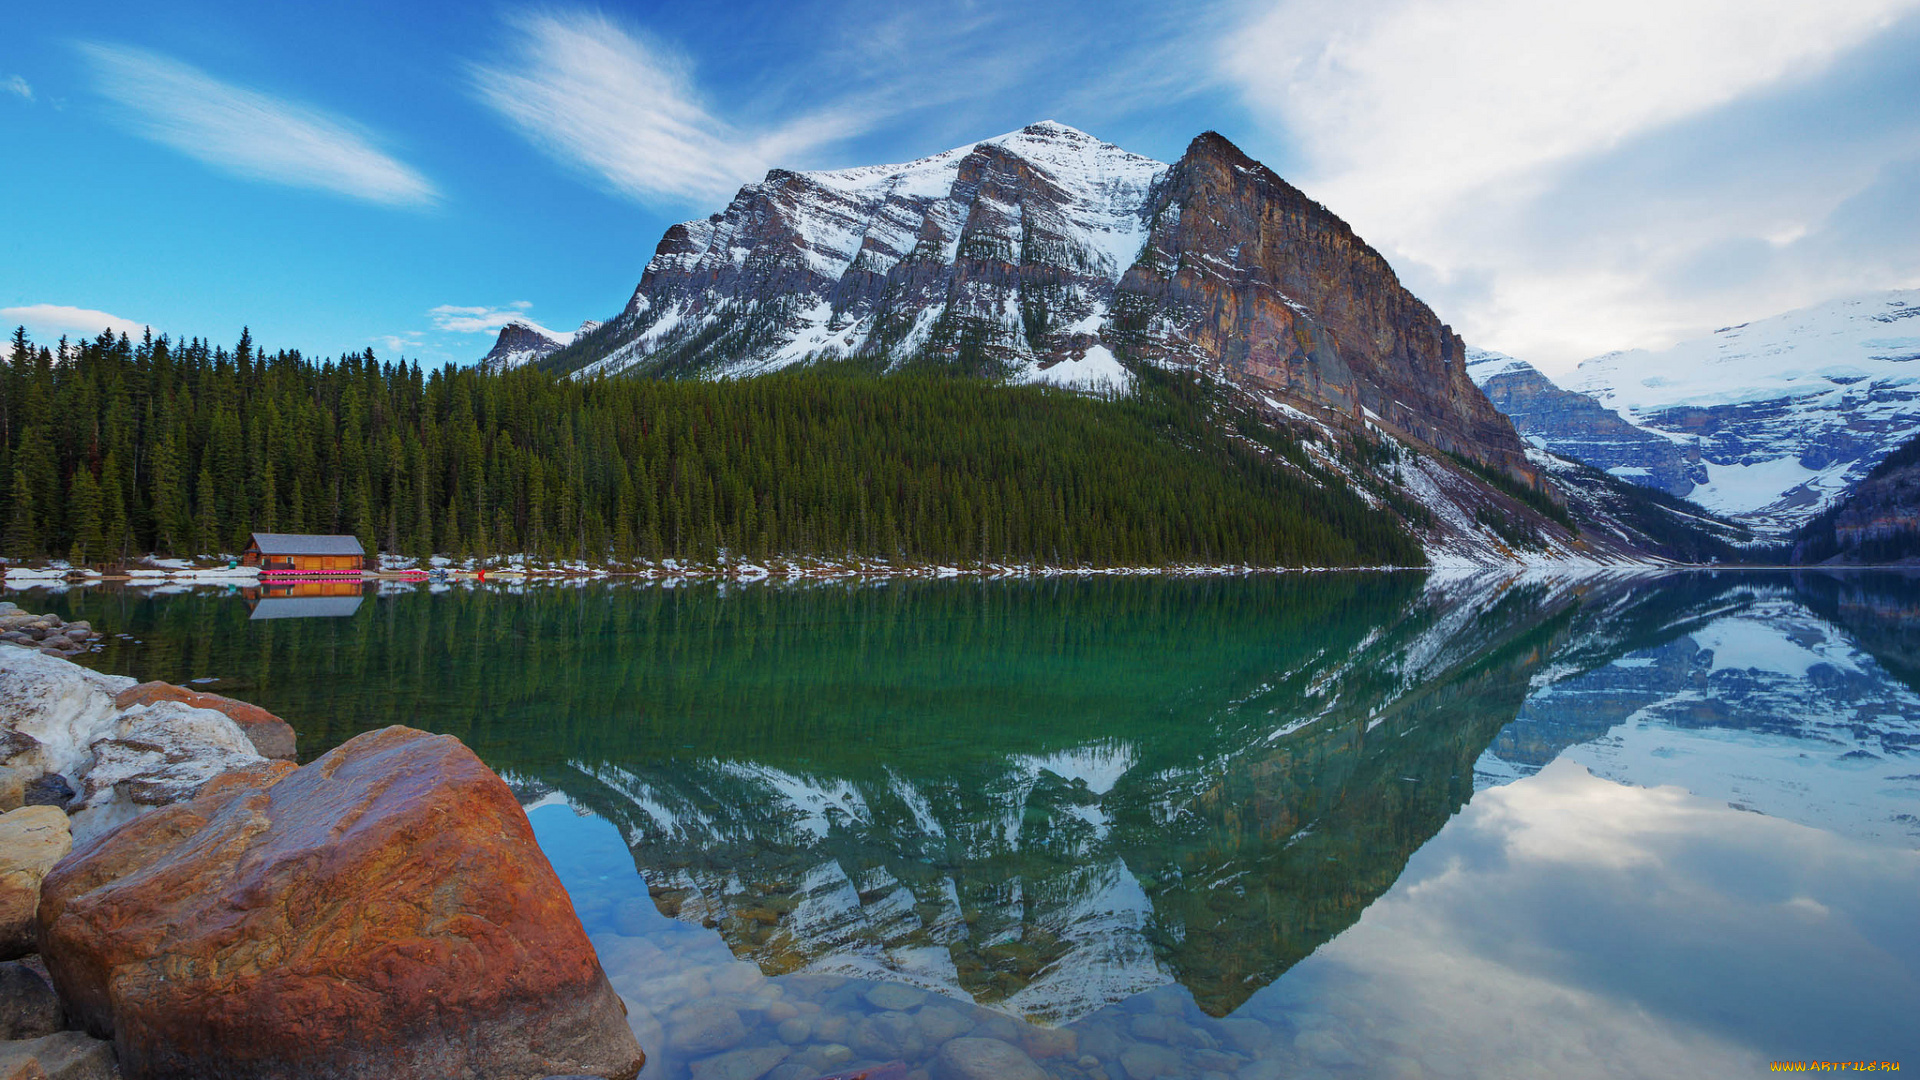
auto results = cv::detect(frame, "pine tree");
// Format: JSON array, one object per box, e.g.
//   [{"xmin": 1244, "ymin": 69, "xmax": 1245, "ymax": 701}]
[
  {"xmin": 194, "ymin": 466, "xmax": 218, "ymax": 556},
  {"xmin": 5, "ymin": 466, "xmax": 36, "ymax": 559},
  {"xmin": 69, "ymin": 468, "xmax": 107, "ymax": 566}
]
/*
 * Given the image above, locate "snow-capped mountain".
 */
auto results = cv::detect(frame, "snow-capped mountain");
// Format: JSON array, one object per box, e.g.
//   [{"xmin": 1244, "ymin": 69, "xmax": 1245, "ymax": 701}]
[
  {"xmin": 555, "ymin": 121, "xmax": 1160, "ymax": 392},
  {"xmin": 1467, "ymin": 349, "xmax": 1704, "ymax": 496},
  {"xmin": 510, "ymin": 119, "xmax": 1757, "ymax": 565},
  {"xmin": 478, "ymin": 318, "xmax": 602, "ymax": 372},
  {"xmin": 546, "ymin": 122, "xmax": 1529, "ymax": 480},
  {"xmin": 1474, "ymin": 291, "xmax": 1920, "ymax": 536}
]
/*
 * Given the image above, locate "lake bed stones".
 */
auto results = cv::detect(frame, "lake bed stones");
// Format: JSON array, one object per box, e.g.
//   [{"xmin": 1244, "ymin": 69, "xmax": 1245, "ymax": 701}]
[
  {"xmin": 689, "ymin": 1044, "xmax": 790, "ymax": 1080},
  {"xmin": 666, "ymin": 1001, "xmax": 749, "ymax": 1056},
  {"xmin": 37, "ymin": 725, "xmax": 643, "ymax": 1080},
  {"xmin": 935, "ymin": 1036, "xmax": 1047, "ymax": 1080},
  {"xmin": 910, "ymin": 1004, "xmax": 974, "ymax": 1045},
  {"xmin": 862, "ymin": 984, "xmax": 925, "ymax": 1012}
]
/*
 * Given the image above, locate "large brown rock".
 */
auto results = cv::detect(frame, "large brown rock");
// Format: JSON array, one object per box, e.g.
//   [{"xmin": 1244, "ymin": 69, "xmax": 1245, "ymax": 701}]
[
  {"xmin": 112, "ymin": 683, "xmax": 297, "ymax": 761},
  {"xmin": 0, "ymin": 808, "xmax": 70, "ymax": 960},
  {"xmin": 38, "ymin": 726, "xmax": 643, "ymax": 1080}
]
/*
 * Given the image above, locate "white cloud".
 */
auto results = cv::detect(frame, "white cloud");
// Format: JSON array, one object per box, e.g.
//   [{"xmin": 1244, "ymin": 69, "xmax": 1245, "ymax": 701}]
[
  {"xmin": 428, "ymin": 303, "xmax": 554, "ymax": 336},
  {"xmin": 376, "ymin": 331, "xmax": 425, "ymax": 355},
  {"xmin": 2, "ymin": 304, "xmax": 147, "ymax": 342},
  {"xmin": 469, "ymin": 11, "xmax": 867, "ymax": 204},
  {"xmin": 80, "ymin": 43, "xmax": 438, "ymax": 208},
  {"xmin": 1222, "ymin": 0, "xmax": 1920, "ymax": 370},
  {"xmin": 4, "ymin": 76, "xmax": 30, "ymax": 103}
]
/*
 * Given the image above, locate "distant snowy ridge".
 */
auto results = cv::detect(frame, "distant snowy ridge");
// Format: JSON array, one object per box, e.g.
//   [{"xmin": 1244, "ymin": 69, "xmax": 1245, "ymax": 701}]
[
  {"xmin": 1471, "ymin": 290, "xmax": 1920, "ymax": 536},
  {"xmin": 478, "ymin": 318, "xmax": 602, "ymax": 372}
]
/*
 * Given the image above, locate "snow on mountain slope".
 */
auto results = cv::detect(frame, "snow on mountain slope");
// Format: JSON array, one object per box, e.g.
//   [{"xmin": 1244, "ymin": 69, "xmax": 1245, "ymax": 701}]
[
  {"xmin": 1466, "ymin": 348, "xmax": 1704, "ymax": 498},
  {"xmin": 1566, "ymin": 290, "xmax": 1920, "ymax": 532},
  {"xmin": 562, "ymin": 121, "xmax": 1167, "ymax": 384},
  {"xmin": 478, "ymin": 318, "xmax": 602, "ymax": 372}
]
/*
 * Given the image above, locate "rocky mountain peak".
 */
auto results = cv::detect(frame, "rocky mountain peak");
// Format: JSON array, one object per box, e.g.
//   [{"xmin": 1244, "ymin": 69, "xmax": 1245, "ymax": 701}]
[
  {"xmin": 1111, "ymin": 130, "xmax": 1533, "ymax": 480},
  {"xmin": 477, "ymin": 319, "xmax": 584, "ymax": 373},
  {"xmin": 537, "ymin": 123, "xmax": 1531, "ymax": 479}
]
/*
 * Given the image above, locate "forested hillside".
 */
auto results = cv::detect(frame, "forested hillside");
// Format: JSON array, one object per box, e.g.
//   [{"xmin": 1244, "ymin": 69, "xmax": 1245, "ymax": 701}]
[
  {"xmin": 1792, "ymin": 429, "xmax": 1920, "ymax": 564},
  {"xmin": 0, "ymin": 327, "xmax": 1420, "ymax": 569}
]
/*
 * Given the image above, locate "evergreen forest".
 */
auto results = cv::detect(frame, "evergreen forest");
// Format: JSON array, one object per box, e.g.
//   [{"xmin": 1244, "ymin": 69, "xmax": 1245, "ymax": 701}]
[{"xmin": 0, "ymin": 326, "xmax": 1421, "ymax": 569}]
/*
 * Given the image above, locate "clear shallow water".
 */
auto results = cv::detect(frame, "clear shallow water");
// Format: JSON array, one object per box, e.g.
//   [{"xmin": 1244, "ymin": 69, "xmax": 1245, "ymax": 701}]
[{"xmin": 17, "ymin": 570, "xmax": 1920, "ymax": 1078}]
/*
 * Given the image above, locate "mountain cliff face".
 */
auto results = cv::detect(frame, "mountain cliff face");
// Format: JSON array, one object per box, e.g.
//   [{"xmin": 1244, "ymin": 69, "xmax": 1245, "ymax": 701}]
[
  {"xmin": 1109, "ymin": 133, "xmax": 1530, "ymax": 479},
  {"xmin": 1467, "ymin": 349, "xmax": 1703, "ymax": 496},
  {"xmin": 479, "ymin": 318, "xmax": 601, "ymax": 372}
]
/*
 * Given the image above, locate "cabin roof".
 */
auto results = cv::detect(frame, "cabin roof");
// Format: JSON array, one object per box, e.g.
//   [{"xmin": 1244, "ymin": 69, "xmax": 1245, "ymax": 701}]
[{"xmin": 247, "ymin": 533, "xmax": 365, "ymax": 556}]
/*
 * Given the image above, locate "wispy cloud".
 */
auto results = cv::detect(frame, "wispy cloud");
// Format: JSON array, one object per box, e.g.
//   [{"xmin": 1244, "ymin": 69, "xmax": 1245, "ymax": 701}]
[
  {"xmin": 4, "ymin": 76, "xmax": 30, "ymax": 103},
  {"xmin": 429, "ymin": 303, "xmax": 545, "ymax": 335},
  {"xmin": 79, "ymin": 43, "xmax": 438, "ymax": 208},
  {"xmin": 1221, "ymin": 0, "xmax": 1920, "ymax": 369},
  {"xmin": 468, "ymin": 11, "xmax": 867, "ymax": 204},
  {"xmin": 2, "ymin": 304, "xmax": 147, "ymax": 342}
]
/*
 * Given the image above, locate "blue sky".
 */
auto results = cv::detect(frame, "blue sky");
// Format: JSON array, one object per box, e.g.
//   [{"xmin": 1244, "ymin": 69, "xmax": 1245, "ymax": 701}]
[{"xmin": 5, "ymin": 0, "xmax": 1919, "ymax": 374}]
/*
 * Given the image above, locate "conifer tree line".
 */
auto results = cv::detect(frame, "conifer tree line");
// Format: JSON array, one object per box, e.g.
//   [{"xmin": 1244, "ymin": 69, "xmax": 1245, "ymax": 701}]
[{"xmin": 0, "ymin": 326, "xmax": 1421, "ymax": 568}]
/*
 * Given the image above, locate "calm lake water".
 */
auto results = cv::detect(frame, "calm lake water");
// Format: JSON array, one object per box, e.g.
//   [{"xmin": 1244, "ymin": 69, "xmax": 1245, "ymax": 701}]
[{"xmin": 15, "ymin": 570, "xmax": 1920, "ymax": 1079}]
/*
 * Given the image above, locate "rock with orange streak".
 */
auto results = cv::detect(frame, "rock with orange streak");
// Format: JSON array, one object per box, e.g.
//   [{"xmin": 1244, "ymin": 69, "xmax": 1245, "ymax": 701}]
[
  {"xmin": 112, "ymin": 683, "xmax": 297, "ymax": 761},
  {"xmin": 36, "ymin": 725, "xmax": 643, "ymax": 1080}
]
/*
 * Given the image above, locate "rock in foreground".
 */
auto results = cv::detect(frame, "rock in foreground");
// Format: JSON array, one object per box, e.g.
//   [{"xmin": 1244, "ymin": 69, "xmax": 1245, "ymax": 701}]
[
  {"xmin": 0, "ymin": 1029, "xmax": 116, "ymax": 1079},
  {"xmin": 0, "ymin": 808, "xmax": 70, "ymax": 961},
  {"xmin": 38, "ymin": 725, "xmax": 643, "ymax": 1080},
  {"xmin": 112, "ymin": 682, "xmax": 298, "ymax": 761}
]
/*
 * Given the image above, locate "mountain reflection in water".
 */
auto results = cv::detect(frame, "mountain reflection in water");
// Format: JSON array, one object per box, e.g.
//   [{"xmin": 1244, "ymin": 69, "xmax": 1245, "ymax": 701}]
[{"xmin": 27, "ymin": 570, "xmax": 1920, "ymax": 1077}]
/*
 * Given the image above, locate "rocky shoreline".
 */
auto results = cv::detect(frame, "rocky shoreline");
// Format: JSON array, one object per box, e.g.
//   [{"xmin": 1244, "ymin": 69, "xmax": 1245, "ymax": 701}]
[
  {"xmin": 0, "ymin": 604, "xmax": 103, "ymax": 659},
  {"xmin": 0, "ymin": 643, "xmax": 646, "ymax": 1079}
]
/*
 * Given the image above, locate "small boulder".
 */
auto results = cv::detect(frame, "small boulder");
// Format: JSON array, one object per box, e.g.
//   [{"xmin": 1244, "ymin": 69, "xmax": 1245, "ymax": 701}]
[
  {"xmin": 68, "ymin": 700, "xmax": 265, "ymax": 843},
  {"xmin": 0, "ymin": 651, "xmax": 133, "ymax": 777},
  {"xmin": 935, "ymin": 1037, "xmax": 1048, "ymax": 1080},
  {"xmin": 1021, "ymin": 1025, "xmax": 1077, "ymax": 1059},
  {"xmin": 18, "ymin": 778, "xmax": 70, "ymax": 813},
  {"xmin": 0, "ymin": 808, "xmax": 70, "ymax": 960},
  {"xmin": 912, "ymin": 1004, "xmax": 974, "ymax": 1045},
  {"xmin": 666, "ymin": 1002, "xmax": 748, "ymax": 1056},
  {"xmin": 0, "ymin": 1030, "xmax": 116, "ymax": 1079},
  {"xmin": 0, "ymin": 769, "xmax": 28, "ymax": 814},
  {"xmin": 864, "ymin": 984, "xmax": 926, "ymax": 1011},
  {"xmin": 0, "ymin": 961, "xmax": 63, "ymax": 1040},
  {"xmin": 689, "ymin": 1045, "xmax": 790, "ymax": 1080},
  {"xmin": 1120, "ymin": 1043, "xmax": 1185, "ymax": 1080},
  {"xmin": 38, "ymin": 725, "xmax": 643, "ymax": 1080},
  {"xmin": 112, "ymin": 683, "xmax": 297, "ymax": 761}
]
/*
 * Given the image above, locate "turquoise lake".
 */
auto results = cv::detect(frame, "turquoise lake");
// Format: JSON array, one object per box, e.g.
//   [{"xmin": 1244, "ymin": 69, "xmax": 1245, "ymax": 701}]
[{"xmin": 15, "ymin": 570, "xmax": 1920, "ymax": 1079}]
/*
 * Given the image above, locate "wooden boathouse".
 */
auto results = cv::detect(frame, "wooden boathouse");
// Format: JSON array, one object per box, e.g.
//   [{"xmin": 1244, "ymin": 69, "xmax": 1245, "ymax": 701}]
[{"xmin": 240, "ymin": 533, "xmax": 366, "ymax": 575}]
